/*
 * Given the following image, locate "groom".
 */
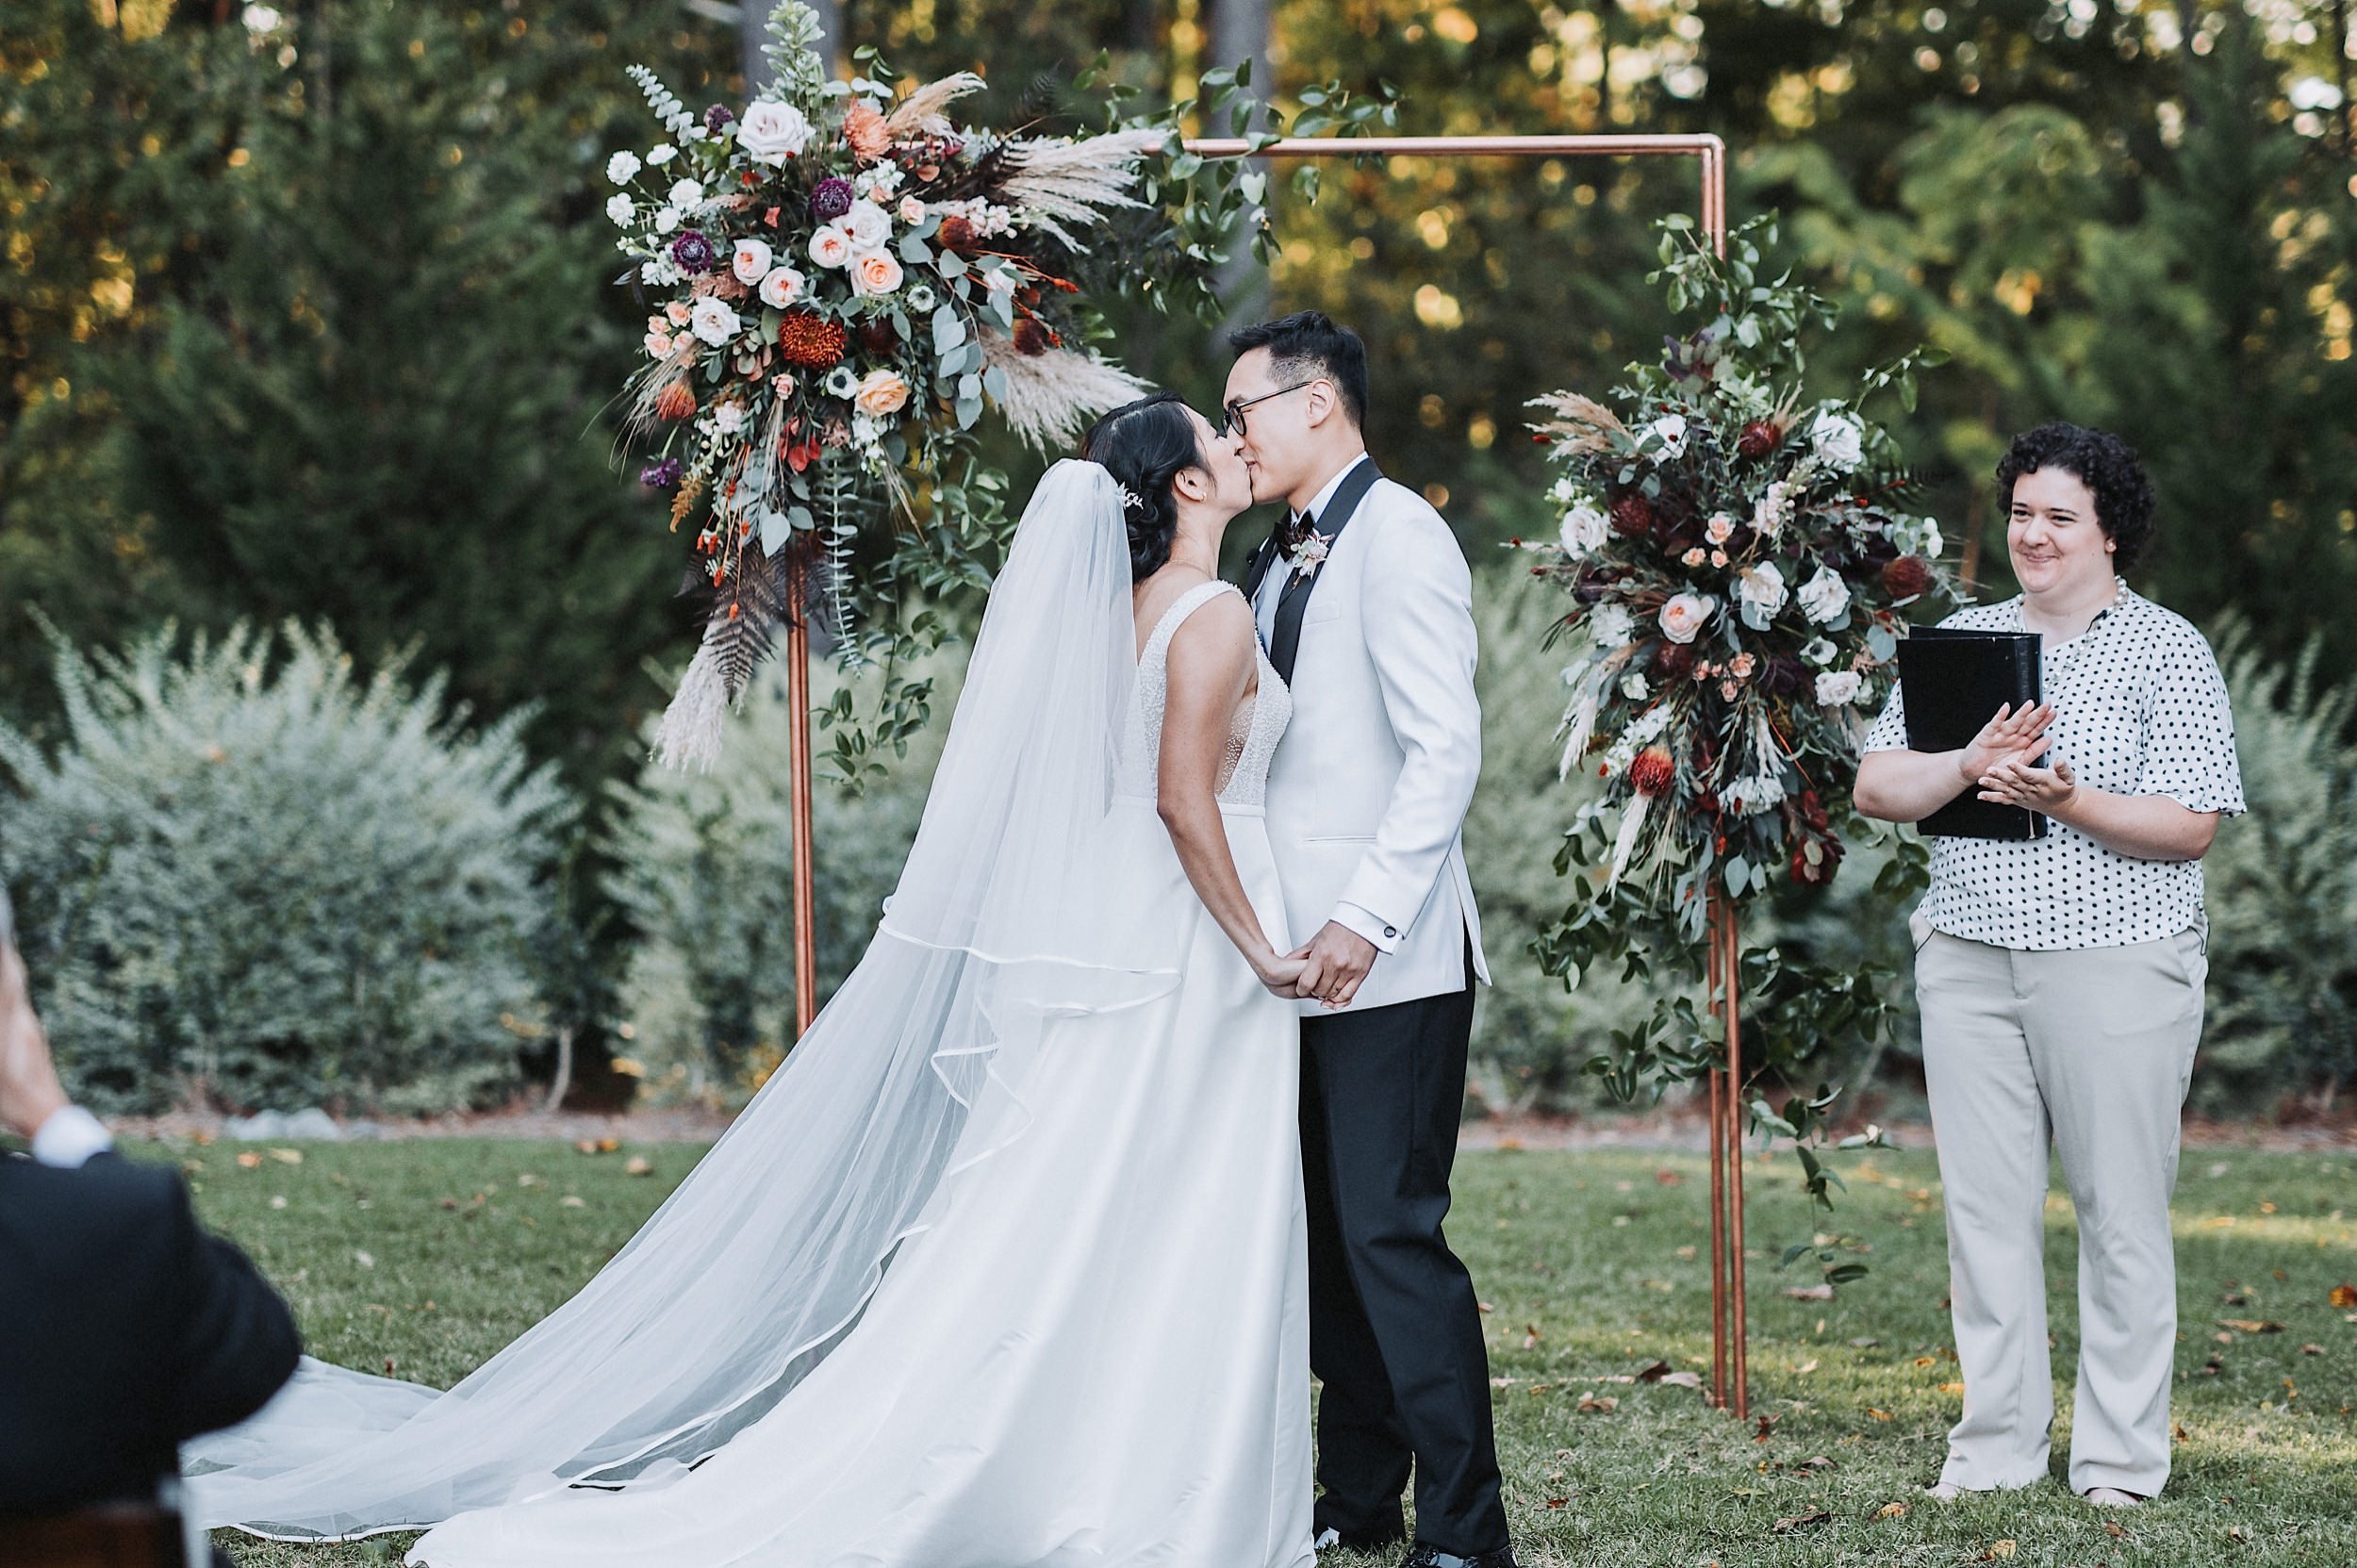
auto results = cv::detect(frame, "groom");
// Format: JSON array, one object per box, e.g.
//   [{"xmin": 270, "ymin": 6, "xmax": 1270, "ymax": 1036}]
[{"xmin": 1228, "ymin": 313, "xmax": 1509, "ymax": 1568}]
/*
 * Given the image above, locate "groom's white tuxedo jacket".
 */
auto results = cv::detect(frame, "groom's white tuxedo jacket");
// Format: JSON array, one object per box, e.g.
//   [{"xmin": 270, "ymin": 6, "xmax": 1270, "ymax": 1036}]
[{"xmin": 1250, "ymin": 457, "xmax": 1490, "ymax": 1015}]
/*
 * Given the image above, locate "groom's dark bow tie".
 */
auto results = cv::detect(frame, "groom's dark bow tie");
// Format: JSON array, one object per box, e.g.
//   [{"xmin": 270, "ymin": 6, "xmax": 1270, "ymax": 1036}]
[{"xmin": 1278, "ymin": 509, "xmax": 1316, "ymax": 553}]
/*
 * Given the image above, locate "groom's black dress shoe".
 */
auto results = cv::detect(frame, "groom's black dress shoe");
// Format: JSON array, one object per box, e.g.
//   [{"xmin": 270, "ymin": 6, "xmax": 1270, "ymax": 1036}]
[{"xmin": 1397, "ymin": 1544, "xmax": 1518, "ymax": 1568}]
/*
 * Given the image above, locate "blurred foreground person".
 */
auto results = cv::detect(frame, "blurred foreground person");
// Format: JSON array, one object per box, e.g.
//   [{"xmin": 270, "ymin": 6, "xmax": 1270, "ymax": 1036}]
[{"xmin": 0, "ymin": 886, "xmax": 302, "ymax": 1543}]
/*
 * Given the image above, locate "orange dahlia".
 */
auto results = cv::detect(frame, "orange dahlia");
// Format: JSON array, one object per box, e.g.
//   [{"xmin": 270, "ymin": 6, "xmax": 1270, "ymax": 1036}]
[
  {"xmin": 775, "ymin": 311, "xmax": 848, "ymax": 369},
  {"xmin": 654, "ymin": 380, "xmax": 697, "ymax": 421}
]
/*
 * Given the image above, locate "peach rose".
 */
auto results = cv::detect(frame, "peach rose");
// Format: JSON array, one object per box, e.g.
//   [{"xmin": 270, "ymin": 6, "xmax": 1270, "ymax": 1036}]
[
  {"xmin": 850, "ymin": 248, "xmax": 904, "ymax": 297},
  {"xmin": 853, "ymin": 369, "xmax": 912, "ymax": 419},
  {"xmin": 1658, "ymin": 591, "xmax": 1717, "ymax": 645}
]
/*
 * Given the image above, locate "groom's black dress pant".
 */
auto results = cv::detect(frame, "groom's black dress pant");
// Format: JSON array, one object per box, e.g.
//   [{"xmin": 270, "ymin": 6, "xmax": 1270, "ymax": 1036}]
[{"xmin": 1299, "ymin": 937, "xmax": 1507, "ymax": 1557}]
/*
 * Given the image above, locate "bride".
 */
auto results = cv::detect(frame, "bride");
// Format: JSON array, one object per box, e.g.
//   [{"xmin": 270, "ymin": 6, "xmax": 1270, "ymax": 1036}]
[{"xmin": 188, "ymin": 395, "xmax": 1317, "ymax": 1568}]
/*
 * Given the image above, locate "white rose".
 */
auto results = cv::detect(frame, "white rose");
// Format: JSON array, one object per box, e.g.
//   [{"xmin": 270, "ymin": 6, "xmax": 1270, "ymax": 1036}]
[
  {"xmin": 711, "ymin": 403, "xmax": 746, "ymax": 436},
  {"xmin": 605, "ymin": 150, "xmax": 641, "ymax": 184},
  {"xmin": 758, "ymin": 265, "xmax": 805, "ymax": 308},
  {"xmin": 604, "ymin": 194, "xmax": 635, "ymax": 226},
  {"xmin": 1621, "ymin": 671, "xmax": 1651, "ymax": 701},
  {"xmin": 1559, "ymin": 504, "xmax": 1610, "ymax": 555},
  {"xmin": 1643, "ymin": 413, "xmax": 1689, "ymax": 459},
  {"xmin": 839, "ymin": 200, "xmax": 892, "ymax": 250},
  {"xmin": 898, "ymin": 194, "xmax": 927, "ymax": 225},
  {"xmin": 668, "ymin": 177, "xmax": 705, "ymax": 209},
  {"xmin": 647, "ymin": 143, "xmax": 677, "ymax": 167},
  {"xmin": 1797, "ymin": 564, "xmax": 1851, "ymax": 625},
  {"xmin": 1736, "ymin": 561, "xmax": 1788, "ymax": 617},
  {"xmin": 640, "ymin": 256, "xmax": 683, "ymax": 287},
  {"xmin": 653, "ymin": 207, "xmax": 681, "ymax": 235},
  {"xmin": 1658, "ymin": 591, "xmax": 1716, "ymax": 645},
  {"xmin": 731, "ymin": 238, "xmax": 774, "ymax": 285},
  {"xmin": 1814, "ymin": 669, "xmax": 1865, "ymax": 706},
  {"xmin": 735, "ymin": 100, "xmax": 813, "ymax": 164},
  {"xmin": 807, "ymin": 226, "xmax": 854, "ymax": 269},
  {"xmin": 688, "ymin": 296, "xmax": 741, "ymax": 347},
  {"xmin": 1810, "ymin": 410, "xmax": 1864, "ymax": 471},
  {"xmin": 1591, "ymin": 603, "xmax": 1636, "ymax": 649}
]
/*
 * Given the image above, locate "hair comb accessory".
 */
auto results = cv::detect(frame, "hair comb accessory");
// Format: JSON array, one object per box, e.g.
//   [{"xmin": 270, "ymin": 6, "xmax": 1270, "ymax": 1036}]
[{"xmin": 1117, "ymin": 484, "xmax": 1143, "ymax": 512}]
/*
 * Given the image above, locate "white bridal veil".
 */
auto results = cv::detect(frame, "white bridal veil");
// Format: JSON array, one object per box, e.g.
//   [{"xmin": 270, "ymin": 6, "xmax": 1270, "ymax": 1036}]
[{"xmin": 187, "ymin": 458, "xmax": 1176, "ymax": 1539}]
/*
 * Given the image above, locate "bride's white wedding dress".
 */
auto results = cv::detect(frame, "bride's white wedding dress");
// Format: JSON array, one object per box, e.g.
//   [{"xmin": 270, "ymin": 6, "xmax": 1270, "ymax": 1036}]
[
  {"xmin": 410, "ymin": 579, "xmax": 1309, "ymax": 1568},
  {"xmin": 186, "ymin": 462, "xmax": 1313, "ymax": 1568}
]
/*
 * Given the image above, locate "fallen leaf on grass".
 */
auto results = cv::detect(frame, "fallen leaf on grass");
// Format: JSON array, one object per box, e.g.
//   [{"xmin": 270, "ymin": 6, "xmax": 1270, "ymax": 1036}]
[
  {"xmin": 2219, "ymin": 1318, "xmax": 2284, "ymax": 1334},
  {"xmin": 2105, "ymin": 1521, "xmax": 2126, "ymax": 1538},
  {"xmin": 1576, "ymin": 1395, "xmax": 1618, "ymax": 1413},
  {"xmin": 575, "ymin": 1137, "xmax": 620, "ymax": 1155},
  {"xmin": 1785, "ymin": 1284, "xmax": 1835, "ymax": 1301},
  {"xmin": 1655, "ymin": 1168, "xmax": 1682, "ymax": 1185},
  {"xmin": 1867, "ymin": 1408, "xmax": 1894, "ymax": 1421},
  {"xmin": 1754, "ymin": 1415, "xmax": 1775, "ymax": 1441},
  {"xmin": 1772, "ymin": 1510, "xmax": 1832, "ymax": 1534},
  {"xmin": 1873, "ymin": 1501, "xmax": 1908, "ymax": 1520},
  {"xmin": 560, "ymin": 1195, "xmax": 585, "ymax": 1209},
  {"xmin": 383, "ymin": 1357, "xmax": 396, "ymax": 1376},
  {"xmin": 2199, "ymin": 1355, "xmax": 2225, "ymax": 1376},
  {"xmin": 1523, "ymin": 1324, "xmax": 1543, "ymax": 1349},
  {"xmin": 236, "ymin": 1152, "xmax": 263, "ymax": 1169},
  {"xmin": 1795, "ymin": 1360, "xmax": 1819, "ymax": 1376},
  {"xmin": 1491, "ymin": 1377, "xmax": 1518, "ymax": 1389},
  {"xmin": 1848, "ymin": 1336, "xmax": 1880, "ymax": 1348},
  {"xmin": 624, "ymin": 1156, "xmax": 653, "ymax": 1176},
  {"xmin": 1543, "ymin": 1497, "xmax": 1570, "ymax": 1510},
  {"xmin": 1915, "ymin": 1356, "xmax": 1937, "ymax": 1367},
  {"xmin": 2329, "ymin": 1282, "xmax": 2357, "ymax": 1310},
  {"xmin": 354, "ymin": 1250, "xmax": 375, "ymax": 1269},
  {"xmin": 1800, "ymin": 1455, "xmax": 1838, "ymax": 1472},
  {"xmin": 2300, "ymin": 1343, "xmax": 2324, "ymax": 1356},
  {"xmin": 1657, "ymin": 1371, "xmax": 1703, "ymax": 1389},
  {"xmin": 1982, "ymin": 1541, "xmax": 2016, "ymax": 1560},
  {"xmin": 269, "ymin": 1147, "xmax": 303, "ymax": 1164},
  {"xmin": 1939, "ymin": 1382, "xmax": 1966, "ymax": 1395},
  {"xmin": 1635, "ymin": 1360, "xmax": 1673, "ymax": 1382},
  {"xmin": 2173, "ymin": 1422, "xmax": 2191, "ymax": 1443}
]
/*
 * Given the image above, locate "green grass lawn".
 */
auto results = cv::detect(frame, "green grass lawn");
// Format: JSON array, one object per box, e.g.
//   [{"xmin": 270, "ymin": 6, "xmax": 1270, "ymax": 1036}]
[{"xmin": 148, "ymin": 1136, "xmax": 2356, "ymax": 1567}]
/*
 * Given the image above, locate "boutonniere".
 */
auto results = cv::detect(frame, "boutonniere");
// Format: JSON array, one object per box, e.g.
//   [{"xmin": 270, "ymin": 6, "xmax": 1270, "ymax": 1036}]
[{"xmin": 1285, "ymin": 529, "xmax": 1334, "ymax": 579}]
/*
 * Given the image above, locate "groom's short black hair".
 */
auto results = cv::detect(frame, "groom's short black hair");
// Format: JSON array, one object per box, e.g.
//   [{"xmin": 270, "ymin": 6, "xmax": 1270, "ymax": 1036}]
[{"xmin": 1228, "ymin": 311, "xmax": 1368, "ymax": 429}]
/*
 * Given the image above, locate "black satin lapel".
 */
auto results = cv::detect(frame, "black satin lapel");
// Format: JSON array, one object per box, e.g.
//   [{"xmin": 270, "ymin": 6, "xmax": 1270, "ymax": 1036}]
[{"xmin": 1267, "ymin": 458, "xmax": 1382, "ymax": 685}]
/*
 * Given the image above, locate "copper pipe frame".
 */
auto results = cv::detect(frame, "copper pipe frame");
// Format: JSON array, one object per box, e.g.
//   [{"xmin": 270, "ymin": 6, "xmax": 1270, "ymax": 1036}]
[
  {"xmin": 777, "ymin": 128, "xmax": 1741, "ymax": 1406},
  {"xmin": 785, "ymin": 547, "xmax": 819, "ymax": 1039}
]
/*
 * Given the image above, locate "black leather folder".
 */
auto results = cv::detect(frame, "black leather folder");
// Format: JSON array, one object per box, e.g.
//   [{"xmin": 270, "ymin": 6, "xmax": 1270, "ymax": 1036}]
[{"xmin": 1895, "ymin": 626, "xmax": 2048, "ymax": 840}]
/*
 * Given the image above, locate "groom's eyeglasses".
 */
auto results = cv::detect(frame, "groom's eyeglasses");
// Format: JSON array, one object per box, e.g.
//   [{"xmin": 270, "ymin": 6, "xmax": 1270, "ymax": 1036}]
[{"xmin": 1218, "ymin": 380, "xmax": 1320, "ymax": 439}]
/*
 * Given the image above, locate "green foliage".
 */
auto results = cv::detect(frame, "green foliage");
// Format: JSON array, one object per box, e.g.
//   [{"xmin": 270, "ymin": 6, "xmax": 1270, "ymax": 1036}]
[
  {"xmin": 603, "ymin": 638, "xmax": 965, "ymax": 1105},
  {"xmin": 2199, "ymin": 623, "xmax": 2357, "ymax": 1110},
  {"xmin": 0, "ymin": 621, "xmax": 569, "ymax": 1115}
]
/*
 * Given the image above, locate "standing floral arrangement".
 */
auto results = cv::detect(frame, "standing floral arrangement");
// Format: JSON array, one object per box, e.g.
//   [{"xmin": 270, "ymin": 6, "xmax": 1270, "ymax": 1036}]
[
  {"xmin": 611, "ymin": 3, "xmax": 1260, "ymax": 770},
  {"xmin": 1525, "ymin": 217, "xmax": 1952, "ymax": 1278}
]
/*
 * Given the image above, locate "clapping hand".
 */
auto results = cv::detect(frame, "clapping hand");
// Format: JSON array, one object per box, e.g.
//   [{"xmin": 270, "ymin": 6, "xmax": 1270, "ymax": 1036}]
[
  {"xmin": 0, "ymin": 938, "xmax": 69, "ymax": 1142},
  {"xmin": 1958, "ymin": 701, "xmax": 2055, "ymax": 786},
  {"xmin": 1978, "ymin": 753, "xmax": 2080, "ymax": 816}
]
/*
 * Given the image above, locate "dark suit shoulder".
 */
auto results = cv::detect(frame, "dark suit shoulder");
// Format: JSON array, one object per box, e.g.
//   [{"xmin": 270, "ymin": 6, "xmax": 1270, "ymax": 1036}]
[{"xmin": 0, "ymin": 1150, "xmax": 185, "ymax": 1255}]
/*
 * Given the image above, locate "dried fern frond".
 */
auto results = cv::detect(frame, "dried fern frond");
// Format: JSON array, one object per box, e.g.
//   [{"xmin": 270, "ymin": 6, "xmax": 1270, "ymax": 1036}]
[
  {"xmin": 885, "ymin": 72, "xmax": 985, "ymax": 138},
  {"xmin": 978, "ymin": 330, "xmax": 1151, "ymax": 453},
  {"xmin": 997, "ymin": 127, "xmax": 1164, "ymax": 250},
  {"xmin": 627, "ymin": 339, "xmax": 702, "ymax": 435},
  {"xmin": 1525, "ymin": 390, "xmax": 1627, "ymax": 454}
]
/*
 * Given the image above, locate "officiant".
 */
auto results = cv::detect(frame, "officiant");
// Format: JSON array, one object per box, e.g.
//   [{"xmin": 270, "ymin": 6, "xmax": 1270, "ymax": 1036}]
[{"xmin": 1853, "ymin": 422, "xmax": 2244, "ymax": 1510}]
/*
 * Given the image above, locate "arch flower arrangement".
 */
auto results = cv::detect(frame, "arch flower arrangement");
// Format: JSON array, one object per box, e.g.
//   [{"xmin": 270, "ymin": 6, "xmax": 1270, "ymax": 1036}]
[
  {"xmin": 1525, "ymin": 216, "xmax": 1954, "ymax": 1277},
  {"xmin": 611, "ymin": 2, "xmax": 1285, "ymax": 772}
]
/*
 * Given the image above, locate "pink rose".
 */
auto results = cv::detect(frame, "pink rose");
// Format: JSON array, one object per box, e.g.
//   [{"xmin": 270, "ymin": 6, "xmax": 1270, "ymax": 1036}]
[
  {"xmin": 730, "ymin": 238, "xmax": 773, "ymax": 285},
  {"xmin": 807, "ymin": 227, "xmax": 854, "ymax": 269},
  {"xmin": 758, "ymin": 265, "xmax": 805, "ymax": 308},
  {"xmin": 850, "ymin": 248, "xmax": 904, "ymax": 297},
  {"xmin": 1658, "ymin": 592, "xmax": 1716, "ymax": 645}
]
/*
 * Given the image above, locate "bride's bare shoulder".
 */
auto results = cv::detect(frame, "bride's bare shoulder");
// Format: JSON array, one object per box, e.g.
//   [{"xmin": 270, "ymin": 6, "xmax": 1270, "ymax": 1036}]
[{"xmin": 1161, "ymin": 585, "xmax": 1256, "ymax": 675}]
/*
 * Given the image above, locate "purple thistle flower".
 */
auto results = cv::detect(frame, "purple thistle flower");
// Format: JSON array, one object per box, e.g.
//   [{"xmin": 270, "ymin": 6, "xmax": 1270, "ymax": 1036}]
[
  {"xmin": 703, "ymin": 103, "xmax": 735, "ymax": 135},
  {"xmin": 669, "ymin": 229, "xmax": 717, "ymax": 272},
  {"xmin": 639, "ymin": 456, "xmax": 684, "ymax": 489},
  {"xmin": 809, "ymin": 177, "xmax": 855, "ymax": 223}
]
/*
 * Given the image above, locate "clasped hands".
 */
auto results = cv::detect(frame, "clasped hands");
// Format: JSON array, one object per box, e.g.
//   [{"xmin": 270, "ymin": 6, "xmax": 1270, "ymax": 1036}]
[
  {"xmin": 1960, "ymin": 701, "xmax": 2080, "ymax": 816},
  {"xmin": 1252, "ymin": 921, "xmax": 1378, "ymax": 1010}
]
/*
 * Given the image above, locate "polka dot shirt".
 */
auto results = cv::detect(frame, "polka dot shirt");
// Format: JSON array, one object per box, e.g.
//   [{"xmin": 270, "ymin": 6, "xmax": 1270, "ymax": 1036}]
[{"xmin": 1863, "ymin": 582, "xmax": 2245, "ymax": 951}]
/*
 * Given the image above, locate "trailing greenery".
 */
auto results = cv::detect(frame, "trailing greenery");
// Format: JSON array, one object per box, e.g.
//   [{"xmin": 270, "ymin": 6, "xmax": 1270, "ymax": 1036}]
[{"xmin": 0, "ymin": 621, "xmax": 569, "ymax": 1114}]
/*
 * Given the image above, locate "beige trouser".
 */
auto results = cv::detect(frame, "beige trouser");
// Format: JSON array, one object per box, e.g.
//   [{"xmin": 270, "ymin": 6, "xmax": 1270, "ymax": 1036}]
[{"xmin": 1914, "ymin": 924, "xmax": 2207, "ymax": 1498}]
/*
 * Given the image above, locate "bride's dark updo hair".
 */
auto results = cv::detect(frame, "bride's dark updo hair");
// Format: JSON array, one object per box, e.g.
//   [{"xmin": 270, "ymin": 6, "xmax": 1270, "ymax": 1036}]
[{"xmin": 1080, "ymin": 391, "xmax": 1204, "ymax": 583}]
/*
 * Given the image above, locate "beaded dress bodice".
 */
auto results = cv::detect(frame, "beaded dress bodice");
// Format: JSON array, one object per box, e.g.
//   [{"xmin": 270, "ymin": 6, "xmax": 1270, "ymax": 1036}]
[{"xmin": 1118, "ymin": 581, "xmax": 1292, "ymax": 809}]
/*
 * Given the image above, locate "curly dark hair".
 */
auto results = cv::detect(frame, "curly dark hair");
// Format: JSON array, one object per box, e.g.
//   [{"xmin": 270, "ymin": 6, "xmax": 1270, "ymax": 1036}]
[
  {"xmin": 1995, "ymin": 421, "xmax": 2156, "ymax": 571},
  {"xmin": 1080, "ymin": 391, "xmax": 1203, "ymax": 582}
]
